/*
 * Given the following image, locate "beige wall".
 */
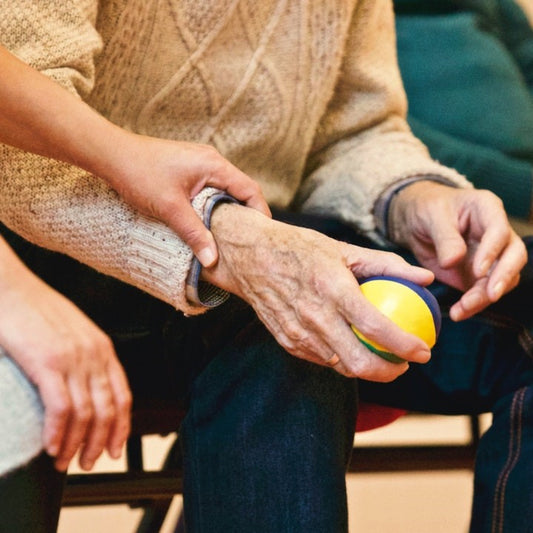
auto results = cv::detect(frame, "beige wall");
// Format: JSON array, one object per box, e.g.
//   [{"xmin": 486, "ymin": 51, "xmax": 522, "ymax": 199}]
[{"xmin": 516, "ymin": 0, "xmax": 533, "ymax": 25}]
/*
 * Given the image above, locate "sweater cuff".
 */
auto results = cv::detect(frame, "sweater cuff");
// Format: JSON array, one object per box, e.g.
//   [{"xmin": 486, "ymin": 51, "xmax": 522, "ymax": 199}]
[
  {"xmin": 126, "ymin": 188, "xmax": 234, "ymax": 315},
  {"xmin": 185, "ymin": 193, "xmax": 239, "ymax": 308},
  {"xmin": 374, "ymin": 175, "xmax": 461, "ymax": 241}
]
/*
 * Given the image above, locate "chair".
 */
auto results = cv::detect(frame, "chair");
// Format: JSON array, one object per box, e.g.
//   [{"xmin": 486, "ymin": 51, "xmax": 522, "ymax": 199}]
[
  {"xmin": 62, "ymin": 401, "xmax": 481, "ymax": 533},
  {"xmin": 63, "ymin": 402, "xmax": 185, "ymax": 533}
]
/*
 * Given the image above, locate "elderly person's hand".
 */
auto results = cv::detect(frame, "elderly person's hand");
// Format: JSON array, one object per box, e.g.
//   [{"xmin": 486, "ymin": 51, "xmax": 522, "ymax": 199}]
[
  {"xmin": 202, "ymin": 204, "xmax": 435, "ymax": 382},
  {"xmin": 0, "ymin": 238, "xmax": 131, "ymax": 472},
  {"xmin": 388, "ymin": 181, "xmax": 527, "ymax": 321}
]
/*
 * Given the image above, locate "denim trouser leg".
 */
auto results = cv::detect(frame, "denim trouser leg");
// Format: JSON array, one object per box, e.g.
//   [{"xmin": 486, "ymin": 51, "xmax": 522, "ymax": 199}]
[
  {"xmin": 359, "ymin": 239, "xmax": 533, "ymax": 533},
  {"xmin": 471, "ymin": 387, "xmax": 533, "ymax": 533},
  {"xmin": 179, "ymin": 319, "xmax": 358, "ymax": 533}
]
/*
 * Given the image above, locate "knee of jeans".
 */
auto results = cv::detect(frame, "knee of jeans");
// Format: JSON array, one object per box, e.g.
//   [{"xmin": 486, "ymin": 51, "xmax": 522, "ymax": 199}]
[{"xmin": 0, "ymin": 351, "xmax": 44, "ymax": 476}]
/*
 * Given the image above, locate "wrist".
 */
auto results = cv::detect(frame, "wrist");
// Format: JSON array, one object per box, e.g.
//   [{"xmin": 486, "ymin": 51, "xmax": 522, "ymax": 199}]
[{"xmin": 388, "ymin": 181, "xmax": 452, "ymax": 245}]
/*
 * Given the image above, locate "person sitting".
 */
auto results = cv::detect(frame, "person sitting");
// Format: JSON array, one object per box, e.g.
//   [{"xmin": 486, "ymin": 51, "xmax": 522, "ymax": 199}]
[
  {"xmin": 1, "ymin": 2, "xmax": 532, "ymax": 532},
  {"xmin": 0, "ymin": 44, "xmax": 268, "ymax": 532},
  {"xmin": 393, "ymin": 0, "xmax": 533, "ymax": 225}
]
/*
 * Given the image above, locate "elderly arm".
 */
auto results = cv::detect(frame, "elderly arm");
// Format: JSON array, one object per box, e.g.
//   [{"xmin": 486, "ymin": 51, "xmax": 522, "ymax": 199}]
[{"xmin": 295, "ymin": 0, "xmax": 471, "ymax": 240}]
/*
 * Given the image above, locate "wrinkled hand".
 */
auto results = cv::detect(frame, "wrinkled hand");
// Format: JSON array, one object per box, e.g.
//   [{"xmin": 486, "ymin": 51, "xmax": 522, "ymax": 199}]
[
  {"xmin": 202, "ymin": 204, "xmax": 436, "ymax": 382},
  {"xmin": 389, "ymin": 181, "xmax": 527, "ymax": 321},
  {"xmin": 98, "ymin": 134, "xmax": 271, "ymax": 268},
  {"xmin": 0, "ymin": 249, "xmax": 131, "ymax": 472}
]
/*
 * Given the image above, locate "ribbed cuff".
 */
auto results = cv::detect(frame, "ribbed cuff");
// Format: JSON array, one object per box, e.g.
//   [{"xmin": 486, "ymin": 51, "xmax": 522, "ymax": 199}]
[
  {"xmin": 185, "ymin": 193, "xmax": 239, "ymax": 308},
  {"xmin": 126, "ymin": 188, "xmax": 234, "ymax": 315}
]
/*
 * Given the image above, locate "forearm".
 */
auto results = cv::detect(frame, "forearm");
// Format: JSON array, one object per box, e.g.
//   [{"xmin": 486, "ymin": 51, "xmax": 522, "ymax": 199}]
[
  {"xmin": 296, "ymin": 0, "xmax": 470, "ymax": 239},
  {"xmin": 0, "ymin": 46, "xmax": 132, "ymax": 184}
]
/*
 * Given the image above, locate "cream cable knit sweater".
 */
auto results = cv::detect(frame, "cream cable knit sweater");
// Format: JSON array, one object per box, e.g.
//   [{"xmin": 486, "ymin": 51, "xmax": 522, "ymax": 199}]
[
  {"xmin": 0, "ymin": 0, "xmax": 470, "ymax": 314},
  {"xmin": 0, "ymin": 0, "xmax": 473, "ymax": 473}
]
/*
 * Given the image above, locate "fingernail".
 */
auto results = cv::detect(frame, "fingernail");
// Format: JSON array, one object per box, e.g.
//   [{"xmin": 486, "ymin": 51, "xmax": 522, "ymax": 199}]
[
  {"xmin": 197, "ymin": 247, "xmax": 217, "ymax": 268},
  {"xmin": 462, "ymin": 292, "xmax": 483, "ymax": 311},
  {"xmin": 492, "ymin": 281, "xmax": 504, "ymax": 300},
  {"xmin": 81, "ymin": 460, "xmax": 94, "ymax": 472},
  {"xmin": 416, "ymin": 349, "xmax": 431, "ymax": 363},
  {"xmin": 478, "ymin": 260, "xmax": 490, "ymax": 277},
  {"xmin": 47, "ymin": 444, "xmax": 59, "ymax": 457},
  {"xmin": 110, "ymin": 447, "xmax": 122, "ymax": 459}
]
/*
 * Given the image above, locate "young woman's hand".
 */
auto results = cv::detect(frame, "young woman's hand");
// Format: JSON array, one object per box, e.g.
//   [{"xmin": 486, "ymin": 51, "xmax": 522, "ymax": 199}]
[
  {"xmin": 98, "ymin": 135, "xmax": 271, "ymax": 268},
  {"xmin": 0, "ymin": 239, "xmax": 132, "ymax": 472}
]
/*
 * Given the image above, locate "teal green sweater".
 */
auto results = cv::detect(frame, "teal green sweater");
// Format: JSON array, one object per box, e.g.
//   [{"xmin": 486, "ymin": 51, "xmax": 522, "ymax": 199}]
[{"xmin": 394, "ymin": 0, "xmax": 533, "ymax": 218}]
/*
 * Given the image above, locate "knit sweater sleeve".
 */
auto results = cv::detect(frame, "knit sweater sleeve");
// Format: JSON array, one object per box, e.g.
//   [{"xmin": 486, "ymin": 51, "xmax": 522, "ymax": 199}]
[
  {"xmin": 0, "ymin": 0, "xmax": 218, "ymax": 315},
  {"xmin": 294, "ymin": 0, "xmax": 472, "ymax": 241}
]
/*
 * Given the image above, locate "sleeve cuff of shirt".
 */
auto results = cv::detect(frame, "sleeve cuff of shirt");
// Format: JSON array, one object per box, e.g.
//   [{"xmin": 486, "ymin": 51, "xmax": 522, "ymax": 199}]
[
  {"xmin": 374, "ymin": 175, "xmax": 460, "ymax": 242},
  {"xmin": 185, "ymin": 193, "xmax": 239, "ymax": 308}
]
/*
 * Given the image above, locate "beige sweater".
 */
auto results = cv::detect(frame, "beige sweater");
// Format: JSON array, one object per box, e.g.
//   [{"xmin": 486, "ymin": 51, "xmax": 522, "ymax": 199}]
[{"xmin": 0, "ymin": 0, "xmax": 470, "ymax": 314}]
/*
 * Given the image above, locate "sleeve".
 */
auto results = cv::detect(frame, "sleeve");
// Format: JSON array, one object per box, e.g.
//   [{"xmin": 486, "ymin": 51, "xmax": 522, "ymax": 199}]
[
  {"xmin": 0, "ymin": 349, "xmax": 44, "ymax": 476},
  {"xmin": 0, "ymin": 0, "xmax": 223, "ymax": 315},
  {"xmin": 293, "ymin": 0, "xmax": 472, "ymax": 241}
]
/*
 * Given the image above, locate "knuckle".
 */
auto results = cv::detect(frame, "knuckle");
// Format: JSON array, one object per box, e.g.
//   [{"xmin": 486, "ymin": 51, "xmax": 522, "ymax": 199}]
[
  {"xmin": 118, "ymin": 390, "xmax": 133, "ymax": 413},
  {"xmin": 282, "ymin": 319, "xmax": 305, "ymax": 344},
  {"xmin": 96, "ymin": 333, "xmax": 115, "ymax": 356},
  {"xmin": 97, "ymin": 405, "xmax": 116, "ymax": 425},
  {"xmin": 49, "ymin": 400, "xmax": 72, "ymax": 422},
  {"xmin": 76, "ymin": 403, "xmax": 94, "ymax": 424}
]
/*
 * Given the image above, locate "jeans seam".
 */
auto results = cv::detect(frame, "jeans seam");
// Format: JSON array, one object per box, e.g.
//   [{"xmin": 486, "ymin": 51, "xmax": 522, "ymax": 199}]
[
  {"xmin": 465, "ymin": 310, "xmax": 533, "ymax": 359},
  {"xmin": 491, "ymin": 387, "xmax": 526, "ymax": 533}
]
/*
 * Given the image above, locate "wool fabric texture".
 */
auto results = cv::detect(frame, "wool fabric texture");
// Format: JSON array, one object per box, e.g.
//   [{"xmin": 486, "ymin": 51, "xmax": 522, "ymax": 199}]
[
  {"xmin": 0, "ymin": 350, "xmax": 44, "ymax": 475},
  {"xmin": 0, "ymin": 0, "xmax": 470, "ymax": 314}
]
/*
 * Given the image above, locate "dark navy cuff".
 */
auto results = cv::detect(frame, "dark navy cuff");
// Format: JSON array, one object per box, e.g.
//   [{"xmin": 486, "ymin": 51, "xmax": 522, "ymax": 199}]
[
  {"xmin": 374, "ymin": 175, "xmax": 459, "ymax": 241},
  {"xmin": 185, "ymin": 193, "xmax": 238, "ymax": 308}
]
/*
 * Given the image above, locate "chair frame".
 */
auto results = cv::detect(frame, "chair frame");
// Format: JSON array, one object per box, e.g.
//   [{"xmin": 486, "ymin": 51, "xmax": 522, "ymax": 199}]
[{"xmin": 62, "ymin": 411, "xmax": 480, "ymax": 532}]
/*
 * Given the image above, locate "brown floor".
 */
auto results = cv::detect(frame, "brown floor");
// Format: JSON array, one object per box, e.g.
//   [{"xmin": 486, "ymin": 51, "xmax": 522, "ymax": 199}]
[{"xmin": 59, "ymin": 413, "xmax": 488, "ymax": 532}]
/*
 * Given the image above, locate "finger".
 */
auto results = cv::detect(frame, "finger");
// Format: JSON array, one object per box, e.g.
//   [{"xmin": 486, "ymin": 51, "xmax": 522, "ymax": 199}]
[
  {"xmin": 449, "ymin": 276, "xmax": 490, "ymax": 321},
  {"xmin": 55, "ymin": 376, "xmax": 93, "ymax": 472},
  {"xmin": 165, "ymin": 200, "xmax": 219, "ymax": 268},
  {"xmin": 348, "ymin": 250, "xmax": 435, "ymax": 285},
  {"xmin": 286, "ymin": 280, "xmax": 427, "ymax": 379},
  {"xmin": 346, "ymin": 247, "xmax": 434, "ymax": 286},
  {"xmin": 105, "ymin": 359, "xmax": 132, "ymax": 459},
  {"xmin": 428, "ymin": 215, "xmax": 468, "ymax": 269},
  {"xmin": 78, "ymin": 373, "xmax": 115, "ymax": 471},
  {"xmin": 344, "ymin": 299, "xmax": 431, "ymax": 364},
  {"xmin": 471, "ymin": 215, "xmax": 513, "ymax": 279},
  {"xmin": 450, "ymin": 272, "xmax": 521, "ymax": 322},
  {"xmin": 305, "ymin": 306, "xmax": 411, "ymax": 382},
  {"xmin": 38, "ymin": 373, "xmax": 71, "ymax": 459},
  {"xmin": 485, "ymin": 234, "xmax": 527, "ymax": 302},
  {"xmin": 325, "ymin": 327, "xmax": 411, "ymax": 382}
]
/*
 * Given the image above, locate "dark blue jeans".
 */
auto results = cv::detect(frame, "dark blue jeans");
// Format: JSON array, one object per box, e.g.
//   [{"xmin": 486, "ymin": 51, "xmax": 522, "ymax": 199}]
[
  {"xmin": 359, "ymin": 239, "xmax": 533, "ymax": 533},
  {"xmin": 2, "ymin": 215, "xmax": 533, "ymax": 533}
]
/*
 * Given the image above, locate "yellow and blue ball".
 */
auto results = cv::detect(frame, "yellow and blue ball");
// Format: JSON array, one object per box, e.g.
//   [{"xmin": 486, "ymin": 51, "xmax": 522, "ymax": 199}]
[{"xmin": 351, "ymin": 276, "xmax": 441, "ymax": 364}]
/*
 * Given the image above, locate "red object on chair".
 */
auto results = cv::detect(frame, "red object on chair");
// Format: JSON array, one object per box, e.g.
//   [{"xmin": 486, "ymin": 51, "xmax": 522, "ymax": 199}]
[{"xmin": 356, "ymin": 403, "xmax": 407, "ymax": 432}]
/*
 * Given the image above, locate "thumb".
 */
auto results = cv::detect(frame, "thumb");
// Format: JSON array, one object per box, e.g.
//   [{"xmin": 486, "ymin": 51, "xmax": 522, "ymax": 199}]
[{"xmin": 166, "ymin": 202, "xmax": 219, "ymax": 268}]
